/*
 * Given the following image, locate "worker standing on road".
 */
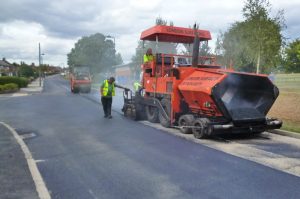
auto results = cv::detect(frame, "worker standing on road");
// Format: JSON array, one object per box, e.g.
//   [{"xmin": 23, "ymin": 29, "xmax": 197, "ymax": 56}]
[
  {"xmin": 101, "ymin": 77, "xmax": 129, "ymax": 119},
  {"xmin": 143, "ymin": 48, "xmax": 154, "ymax": 63}
]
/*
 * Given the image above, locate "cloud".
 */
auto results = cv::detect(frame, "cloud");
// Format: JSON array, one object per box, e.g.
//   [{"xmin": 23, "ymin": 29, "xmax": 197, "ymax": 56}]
[
  {"xmin": 0, "ymin": 20, "xmax": 74, "ymax": 65},
  {"xmin": 0, "ymin": 21, "xmax": 45, "ymax": 60}
]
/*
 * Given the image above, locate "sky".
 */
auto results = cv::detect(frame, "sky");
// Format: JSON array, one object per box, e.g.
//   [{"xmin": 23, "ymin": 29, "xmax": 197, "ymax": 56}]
[{"xmin": 0, "ymin": 0, "xmax": 299, "ymax": 67}]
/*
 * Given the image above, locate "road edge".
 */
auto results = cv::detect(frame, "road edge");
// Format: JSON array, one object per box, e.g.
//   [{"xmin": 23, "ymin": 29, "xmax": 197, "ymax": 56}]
[
  {"xmin": 268, "ymin": 129, "xmax": 300, "ymax": 139},
  {"xmin": 0, "ymin": 122, "xmax": 51, "ymax": 199}
]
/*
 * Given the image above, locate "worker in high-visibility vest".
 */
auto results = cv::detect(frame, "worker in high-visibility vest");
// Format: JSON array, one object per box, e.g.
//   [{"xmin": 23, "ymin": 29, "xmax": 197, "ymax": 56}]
[
  {"xmin": 133, "ymin": 81, "xmax": 142, "ymax": 92},
  {"xmin": 143, "ymin": 48, "xmax": 154, "ymax": 63},
  {"xmin": 100, "ymin": 77, "xmax": 129, "ymax": 119}
]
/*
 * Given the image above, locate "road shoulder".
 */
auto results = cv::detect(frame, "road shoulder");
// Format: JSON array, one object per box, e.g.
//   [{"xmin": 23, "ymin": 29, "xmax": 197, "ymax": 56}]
[
  {"xmin": 269, "ymin": 129, "xmax": 300, "ymax": 139},
  {"xmin": 0, "ymin": 122, "xmax": 50, "ymax": 199}
]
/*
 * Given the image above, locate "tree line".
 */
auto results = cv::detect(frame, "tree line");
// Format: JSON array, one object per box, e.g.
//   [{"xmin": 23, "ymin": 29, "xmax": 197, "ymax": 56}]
[
  {"xmin": 214, "ymin": 0, "xmax": 299, "ymax": 73},
  {"xmin": 1, "ymin": 61, "xmax": 61, "ymax": 78}
]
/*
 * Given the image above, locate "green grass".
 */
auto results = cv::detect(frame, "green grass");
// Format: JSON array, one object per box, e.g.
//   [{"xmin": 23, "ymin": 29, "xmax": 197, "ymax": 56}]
[
  {"xmin": 274, "ymin": 73, "xmax": 300, "ymax": 92},
  {"xmin": 269, "ymin": 73, "xmax": 300, "ymax": 133},
  {"xmin": 281, "ymin": 120, "xmax": 300, "ymax": 133}
]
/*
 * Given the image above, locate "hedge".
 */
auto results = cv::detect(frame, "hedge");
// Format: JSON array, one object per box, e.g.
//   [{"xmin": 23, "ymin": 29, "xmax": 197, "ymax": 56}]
[
  {"xmin": 0, "ymin": 83, "xmax": 18, "ymax": 93},
  {"xmin": 0, "ymin": 76, "xmax": 29, "ymax": 88}
]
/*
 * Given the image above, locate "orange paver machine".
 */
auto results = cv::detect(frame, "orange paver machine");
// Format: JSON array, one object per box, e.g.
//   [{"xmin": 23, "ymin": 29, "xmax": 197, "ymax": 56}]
[{"xmin": 122, "ymin": 25, "xmax": 282, "ymax": 138}]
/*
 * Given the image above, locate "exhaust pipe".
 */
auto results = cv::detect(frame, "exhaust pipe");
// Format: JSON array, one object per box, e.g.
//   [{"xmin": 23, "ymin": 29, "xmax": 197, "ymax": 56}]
[{"xmin": 192, "ymin": 24, "xmax": 200, "ymax": 67}]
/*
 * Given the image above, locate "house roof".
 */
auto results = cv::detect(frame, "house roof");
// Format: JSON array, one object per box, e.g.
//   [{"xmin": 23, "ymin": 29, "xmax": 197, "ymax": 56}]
[{"xmin": 0, "ymin": 60, "xmax": 11, "ymax": 67}]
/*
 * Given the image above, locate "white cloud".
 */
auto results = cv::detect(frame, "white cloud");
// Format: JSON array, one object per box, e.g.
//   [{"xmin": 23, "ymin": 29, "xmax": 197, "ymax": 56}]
[
  {"xmin": 117, "ymin": 33, "xmax": 141, "ymax": 62},
  {"xmin": 0, "ymin": 20, "xmax": 75, "ymax": 65},
  {"xmin": 129, "ymin": 0, "xmax": 161, "ymax": 10},
  {"xmin": 0, "ymin": 21, "xmax": 46, "ymax": 61}
]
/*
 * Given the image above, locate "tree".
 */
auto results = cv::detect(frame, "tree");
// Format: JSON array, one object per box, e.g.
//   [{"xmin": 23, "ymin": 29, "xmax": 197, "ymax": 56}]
[
  {"xmin": 217, "ymin": 0, "xmax": 285, "ymax": 73},
  {"xmin": 18, "ymin": 65, "xmax": 34, "ymax": 78},
  {"xmin": 284, "ymin": 39, "xmax": 300, "ymax": 73},
  {"xmin": 199, "ymin": 41, "xmax": 211, "ymax": 57},
  {"xmin": 67, "ymin": 33, "xmax": 123, "ymax": 74},
  {"xmin": 156, "ymin": 16, "xmax": 168, "ymax": 25}
]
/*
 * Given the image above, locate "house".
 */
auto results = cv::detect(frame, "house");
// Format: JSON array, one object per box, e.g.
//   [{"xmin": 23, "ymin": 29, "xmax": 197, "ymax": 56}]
[{"xmin": 0, "ymin": 58, "xmax": 17, "ymax": 76}]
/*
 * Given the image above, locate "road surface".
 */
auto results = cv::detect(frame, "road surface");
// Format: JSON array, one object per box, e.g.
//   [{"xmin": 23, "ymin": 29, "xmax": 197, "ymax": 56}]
[{"xmin": 0, "ymin": 75, "xmax": 300, "ymax": 199}]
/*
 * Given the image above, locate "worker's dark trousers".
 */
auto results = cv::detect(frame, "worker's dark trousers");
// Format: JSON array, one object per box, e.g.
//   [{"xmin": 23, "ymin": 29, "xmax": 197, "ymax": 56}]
[{"xmin": 101, "ymin": 96, "xmax": 112, "ymax": 116}]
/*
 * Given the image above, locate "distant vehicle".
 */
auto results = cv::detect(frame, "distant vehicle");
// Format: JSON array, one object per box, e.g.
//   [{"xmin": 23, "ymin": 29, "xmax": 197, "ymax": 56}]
[{"xmin": 70, "ymin": 67, "xmax": 91, "ymax": 93}]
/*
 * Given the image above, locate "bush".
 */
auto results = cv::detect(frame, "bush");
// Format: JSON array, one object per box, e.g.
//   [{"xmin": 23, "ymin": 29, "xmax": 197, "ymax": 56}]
[
  {"xmin": 18, "ymin": 65, "xmax": 35, "ymax": 78},
  {"xmin": 0, "ymin": 76, "xmax": 29, "ymax": 88},
  {"xmin": 0, "ymin": 83, "xmax": 18, "ymax": 93},
  {"xmin": 5, "ymin": 83, "xmax": 18, "ymax": 90}
]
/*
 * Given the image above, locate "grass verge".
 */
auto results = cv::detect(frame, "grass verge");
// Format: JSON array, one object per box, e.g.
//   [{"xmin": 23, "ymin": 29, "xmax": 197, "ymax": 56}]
[{"xmin": 268, "ymin": 73, "xmax": 300, "ymax": 133}]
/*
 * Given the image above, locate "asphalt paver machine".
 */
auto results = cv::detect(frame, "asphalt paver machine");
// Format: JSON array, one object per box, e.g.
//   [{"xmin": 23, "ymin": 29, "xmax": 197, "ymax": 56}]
[{"xmin": 123, "ymin": 25, "xmax": 282, "ymax": 138}]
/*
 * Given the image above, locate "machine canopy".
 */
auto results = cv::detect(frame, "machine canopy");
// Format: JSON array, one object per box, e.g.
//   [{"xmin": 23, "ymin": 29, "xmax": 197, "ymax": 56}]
[{"xmin": 140, "ymin": 25, "xmax": 212, "ymax": 43}]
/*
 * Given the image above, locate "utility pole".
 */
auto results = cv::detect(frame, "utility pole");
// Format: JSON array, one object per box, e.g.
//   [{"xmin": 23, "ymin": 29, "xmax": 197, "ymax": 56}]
[{"xmin": 39, "ymin": 43, "xmax": 41, "ymax": 86}]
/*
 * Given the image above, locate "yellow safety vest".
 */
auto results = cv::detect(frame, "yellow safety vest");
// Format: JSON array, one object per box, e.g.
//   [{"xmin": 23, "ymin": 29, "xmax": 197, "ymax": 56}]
[
  {"xmin": 102, "ymin": 80, "xmax": 115, "ymax": 96},
  {"xmin": 133, "ymin": 82, "xmax": 142, "ymax": 91},
  {"xmin": 144, "ymin": 54, "xmax": 154, "ymax": 63}
]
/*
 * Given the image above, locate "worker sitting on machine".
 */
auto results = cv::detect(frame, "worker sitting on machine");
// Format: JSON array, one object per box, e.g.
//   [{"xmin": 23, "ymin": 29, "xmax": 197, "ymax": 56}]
[{"xmin": 143, "ymin": 48, "xmax": 154, "ymax": 63}]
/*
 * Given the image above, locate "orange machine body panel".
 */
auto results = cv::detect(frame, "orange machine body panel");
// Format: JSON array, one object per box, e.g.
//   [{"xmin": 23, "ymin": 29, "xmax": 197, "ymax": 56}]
[
  {"xmin": 70, "ymin": 76, "xmax": 91, "ymax": 87},
  {"xmin": 178, "ymin": 69, "xmax": 227, "ymax": 117},
  {"xmin": 142, "ymin": 64, "xmax": 226, "ymax": 122}
]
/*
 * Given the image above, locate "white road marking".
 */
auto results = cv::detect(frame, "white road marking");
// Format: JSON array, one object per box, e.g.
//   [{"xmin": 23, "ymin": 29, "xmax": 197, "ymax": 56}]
[
  {"xmin": 12, "ymin": 93, "xmax": 29, "ymax": 97},
  {"xmin": 0, "ymin": 122, "xmax": 51, "ymax": 199},
  {"xmin": 0, "ymin": 93, "xmax": 29, "ymax": 98},
  {"xmin": 19, "ymin": 132, "xmax": 37, "ymax": 139},
  {"xmin": 140, "ymin": 121, "xmax": 300, "ymax": 177},
  {"xmin": 35, "ymin": 160, "xmax": 46, "ymax": 163},
  {"xmin": 88, "ymin": 189, "xmax": 99, "ymax": 199}
]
